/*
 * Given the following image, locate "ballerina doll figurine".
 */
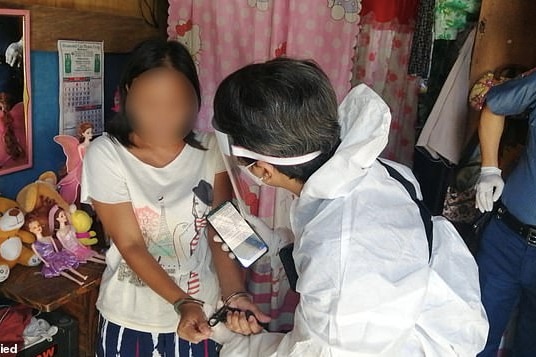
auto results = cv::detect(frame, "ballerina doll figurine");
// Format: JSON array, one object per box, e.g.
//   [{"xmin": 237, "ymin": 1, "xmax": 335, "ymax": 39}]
[
  {"xmin": 27, "ymin": 217, "xmax": 88, "ymax": 285},
  {"xmin": 49, "ymin": 205, "xmax": 106, "ymax": 264},
  {"xmin": 54, "ymin": 122, "xmax": 94, "ymax": 204}
]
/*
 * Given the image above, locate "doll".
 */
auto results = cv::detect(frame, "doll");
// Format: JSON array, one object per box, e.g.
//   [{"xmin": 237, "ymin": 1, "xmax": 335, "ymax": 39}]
[
  {"xmin": 54, "ymin": 122, "xmax": 94, "ymax": 204},
  {"xmin": 49, "ymin": 205, "xmax": 105, "ymax": 264},
  {"xmin": 27, "ymin": 217, "xmax": 87, "ymax": 285}
]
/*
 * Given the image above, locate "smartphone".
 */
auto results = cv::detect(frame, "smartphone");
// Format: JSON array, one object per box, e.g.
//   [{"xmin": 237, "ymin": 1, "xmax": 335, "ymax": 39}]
[{"xmin": 207, "ymin": 201, "xmax": 269, "ymax": 268}]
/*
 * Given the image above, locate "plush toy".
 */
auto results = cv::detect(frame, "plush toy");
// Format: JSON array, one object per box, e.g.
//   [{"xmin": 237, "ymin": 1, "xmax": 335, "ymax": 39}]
[
  {"xmin": 70, "ymin": 209, "xmax": 98, "ymax": 246},
  {"xmin": 0, "ymin": 197, "xmax": 40, "ymax": 282},
  {"xmin": 16, "ymin": 171, "xmax": 70, "ymax": 220}
]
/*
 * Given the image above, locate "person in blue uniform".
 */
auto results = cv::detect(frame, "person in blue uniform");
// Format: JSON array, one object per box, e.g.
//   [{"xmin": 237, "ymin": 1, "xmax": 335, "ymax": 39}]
[{"xmin": 476, "ymin": 68, "xmax": 536, "ymax": 357}]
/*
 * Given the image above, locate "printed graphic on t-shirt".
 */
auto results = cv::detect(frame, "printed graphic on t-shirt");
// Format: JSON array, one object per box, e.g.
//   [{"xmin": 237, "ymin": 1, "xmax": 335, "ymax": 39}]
[
  {"xmin": 116, "ymin": 180, "xmax": 214, "ymax": 295},
  {"xmin": 186, "ymin": 180, "xmax": 213, "ymax": 295}
]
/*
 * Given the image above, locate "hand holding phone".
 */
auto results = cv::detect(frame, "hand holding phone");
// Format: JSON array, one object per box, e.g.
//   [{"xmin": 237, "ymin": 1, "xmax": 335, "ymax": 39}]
[{"xmin": 207, "ymin": 201, "xmax": 269, "ymax": 268}]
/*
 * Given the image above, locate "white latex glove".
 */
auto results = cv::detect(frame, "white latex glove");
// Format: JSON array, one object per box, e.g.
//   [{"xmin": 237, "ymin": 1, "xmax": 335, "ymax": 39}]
[
  {"xmin": 475, "ymin": 166, "xmax": 504, "ymax": 213},
  {"xmin": 212, "ymin": 214, "xmax": 283, "ymax": 260},
  {"xmin": 5, "ymin": 39, "xmax": 23, "ymax": 67}
]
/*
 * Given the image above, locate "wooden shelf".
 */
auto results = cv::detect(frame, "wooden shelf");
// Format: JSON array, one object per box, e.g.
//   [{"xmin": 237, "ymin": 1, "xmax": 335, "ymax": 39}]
[
  {"xmin": 0, "ymin": 262, "xmax": 106, "ymax": 356},
  {"xmin": 0, "ymin": 1, "xmax": 167, "ymax": 52},
  {"xmin": 0, "ymin": 262, "xmax": 105, "ymax": 312}
]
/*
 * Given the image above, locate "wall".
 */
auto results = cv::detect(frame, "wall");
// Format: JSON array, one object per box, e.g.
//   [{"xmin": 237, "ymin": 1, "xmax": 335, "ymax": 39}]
[
  {"xmin": 0, "ymin": 1, "xmax": 166, "ymax": 52},
  {"xmin": 0, "ymin": 51, "xmax": 127, "ymax": 199},
  {"xmin": 470, "ymin": 0, "xmax": 536, "ymax": 84},
  {"xmin": 20, "ymin": 0, "xmax": 142, "ymax": 17},
  {"xmin": 466, "ymin": 0, "xmax": 536, "ymax": 140}
]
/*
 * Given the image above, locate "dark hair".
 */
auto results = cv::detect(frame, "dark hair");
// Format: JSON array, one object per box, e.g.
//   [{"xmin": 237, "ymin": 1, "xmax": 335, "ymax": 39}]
[
  {"xmin": 213, "ymin": 58, "xmax": 341, "ymax": 182},
  {"xmin": 107, "ymin": 38, "xmax": 204, "ymax": 149}
]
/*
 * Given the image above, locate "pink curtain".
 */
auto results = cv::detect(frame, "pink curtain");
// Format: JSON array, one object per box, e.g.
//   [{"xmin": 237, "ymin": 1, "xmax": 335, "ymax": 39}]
[
  {"xmin": 168, "ymin": 0, "xmax": 361, "ymax": 331},
  {"xmin": 353, "ymin": 6, "xmax": 419, "ymax": 166},
  {"xmin": 168, "ymin": 0, "xmax": 360, "ymax": 131}
]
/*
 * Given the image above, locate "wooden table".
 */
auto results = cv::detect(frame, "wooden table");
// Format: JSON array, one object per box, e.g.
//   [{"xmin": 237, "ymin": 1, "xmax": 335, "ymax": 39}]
[{"xmin": 0, "ymin": 262, "xmax": 105, "ymax": 356}]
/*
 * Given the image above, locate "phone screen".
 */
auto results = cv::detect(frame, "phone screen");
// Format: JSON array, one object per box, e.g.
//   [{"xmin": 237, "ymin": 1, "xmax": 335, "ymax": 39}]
[{"xmin": 207, "ymin": 201, "xmax": 268, "ymax": 267}]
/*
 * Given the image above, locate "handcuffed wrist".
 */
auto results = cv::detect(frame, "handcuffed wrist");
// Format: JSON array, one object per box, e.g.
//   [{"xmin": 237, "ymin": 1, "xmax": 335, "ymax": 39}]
[
  {"xmin": 173, "ymin": 297, "xmax": 204, "ymax": 314},
  {"xmin": 223, "ymin": 291, "xmax": 252, "ymax": 306}
]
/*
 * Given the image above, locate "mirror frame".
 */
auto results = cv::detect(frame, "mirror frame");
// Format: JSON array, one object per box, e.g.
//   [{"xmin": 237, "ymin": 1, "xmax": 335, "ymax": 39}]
[{"xmin": 0, "ymin": 8, "xmax": 32, "ymax": 175}]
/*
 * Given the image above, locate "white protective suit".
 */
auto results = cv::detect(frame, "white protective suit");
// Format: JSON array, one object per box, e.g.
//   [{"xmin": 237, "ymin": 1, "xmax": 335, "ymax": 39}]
[{"xmin": 216, "ymin": 85, "xmax": 489, "ymax": 356}]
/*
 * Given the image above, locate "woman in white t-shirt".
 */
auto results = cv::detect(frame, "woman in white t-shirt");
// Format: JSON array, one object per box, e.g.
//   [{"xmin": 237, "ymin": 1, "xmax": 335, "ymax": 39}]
[{"xmin": 81, "ymin": 39, "xmax": 269, "ymax": 357}]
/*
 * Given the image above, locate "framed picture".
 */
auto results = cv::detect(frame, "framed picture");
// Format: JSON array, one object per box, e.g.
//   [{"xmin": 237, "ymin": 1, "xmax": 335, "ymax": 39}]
[{"xmin": 0, "ymin": 9, "xmax": 32, "ymax": 175}]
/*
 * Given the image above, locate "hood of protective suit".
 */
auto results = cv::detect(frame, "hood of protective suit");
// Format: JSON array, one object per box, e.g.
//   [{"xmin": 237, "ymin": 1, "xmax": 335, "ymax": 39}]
[{"xmin": 303, "ymin": 84, "xmax": 391, "ymax": 200}]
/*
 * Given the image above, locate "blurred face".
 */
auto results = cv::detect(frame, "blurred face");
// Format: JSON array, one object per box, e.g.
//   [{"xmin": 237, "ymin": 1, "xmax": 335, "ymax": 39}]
[{"xmin": 126, "ymin": 67, "xmax": 198, "ymax": 142}]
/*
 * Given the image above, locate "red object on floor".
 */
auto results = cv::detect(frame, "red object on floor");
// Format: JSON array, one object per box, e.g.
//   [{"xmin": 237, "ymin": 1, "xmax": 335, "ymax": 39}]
[{"xmin": 0, "ymin": 304, "xmax": 33, "ymax": 356}]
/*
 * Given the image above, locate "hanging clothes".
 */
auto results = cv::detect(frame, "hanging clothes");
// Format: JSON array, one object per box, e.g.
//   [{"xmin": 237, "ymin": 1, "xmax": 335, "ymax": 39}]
[
  {"xmin": 416, "ymin": 29, "xmax": 476, "ymax": 165},
  {"xmin": 408, "ymin": 0, "xmax": 435, "ymax": 77},
  {"xmin": 435, "ymin": 0, "xmax": 481, "ymax": 40}
]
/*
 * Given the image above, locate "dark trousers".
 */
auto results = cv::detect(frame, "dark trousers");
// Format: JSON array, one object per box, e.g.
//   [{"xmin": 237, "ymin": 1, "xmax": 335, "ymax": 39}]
[{"xmin": 477, "ymin": 217, "xmax": 536, "ymax": 357}]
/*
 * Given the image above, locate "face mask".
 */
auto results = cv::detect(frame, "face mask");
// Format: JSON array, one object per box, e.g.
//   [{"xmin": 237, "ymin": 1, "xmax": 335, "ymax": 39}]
[{"xmin": 238, "ymin": 162, "xmax": 265, "ymax": 186}]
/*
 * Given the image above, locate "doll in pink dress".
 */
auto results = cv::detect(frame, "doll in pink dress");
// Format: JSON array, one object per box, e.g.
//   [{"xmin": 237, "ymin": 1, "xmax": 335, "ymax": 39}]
[
  {"xmin": 49, "ymin": 205, "xmax": 106, "ymax": 264},
  {"xmin": 27, "ymin": 217, "xmax": 88, "ymax": 285},
  {"xmin": 54, "ymin": 122, "xmax": 94, "ymax": 204}
]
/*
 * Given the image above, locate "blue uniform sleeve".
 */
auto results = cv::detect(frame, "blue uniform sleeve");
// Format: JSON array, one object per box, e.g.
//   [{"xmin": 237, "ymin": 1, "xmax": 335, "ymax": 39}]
[{"xmin": 486, "ymin": 70, "xmax": 536, "ymax": 118}]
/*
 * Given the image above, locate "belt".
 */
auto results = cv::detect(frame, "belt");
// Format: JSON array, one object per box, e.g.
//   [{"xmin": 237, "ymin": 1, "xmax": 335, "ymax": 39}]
[{"xmin": 496, "ymin": 202, "xmax": 536, "ymax": 247}]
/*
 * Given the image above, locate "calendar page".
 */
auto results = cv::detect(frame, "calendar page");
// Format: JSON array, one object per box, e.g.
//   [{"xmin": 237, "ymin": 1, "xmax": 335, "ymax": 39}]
[{"xmin": 58, "ymin": 40, "xmax": 104, "ymax": 136}]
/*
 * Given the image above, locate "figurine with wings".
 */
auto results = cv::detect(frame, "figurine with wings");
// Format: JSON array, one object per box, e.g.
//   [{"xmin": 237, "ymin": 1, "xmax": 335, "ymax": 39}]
[{"xmin": 53, "ymin": 122, "xmax": 93, "ymax": 204}]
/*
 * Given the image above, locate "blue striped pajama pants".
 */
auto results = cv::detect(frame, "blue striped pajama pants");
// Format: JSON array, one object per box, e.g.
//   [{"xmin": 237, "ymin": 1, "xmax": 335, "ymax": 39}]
[{"xmin": 96, "ymin": 316, "xmax": 220, "ymax": 357}]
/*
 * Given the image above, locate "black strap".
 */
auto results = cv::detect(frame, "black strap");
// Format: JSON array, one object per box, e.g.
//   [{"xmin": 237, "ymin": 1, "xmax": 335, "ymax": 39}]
[{"xmin": 378, "ymin": 160, "xmax": 433, "ymax": 260}]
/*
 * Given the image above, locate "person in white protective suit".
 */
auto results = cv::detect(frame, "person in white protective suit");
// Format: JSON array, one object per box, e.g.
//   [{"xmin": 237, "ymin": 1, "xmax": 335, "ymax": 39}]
[{"xmin": 209, "ymin": 58, "xmax": 489, "ymax": 356}]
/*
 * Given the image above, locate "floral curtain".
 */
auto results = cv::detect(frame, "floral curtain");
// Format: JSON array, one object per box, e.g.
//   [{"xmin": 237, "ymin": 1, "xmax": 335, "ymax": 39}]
[
  {"xmin": 168, "ymin": 0, "xmax": 361, "ymax": 131},
  {"xmin": 168, "ymin": 0, "xmax": 361, "ymax": 331},
  {"xmin": 353, "ymin": 1, "xmax": 420, "ymax": 166}
]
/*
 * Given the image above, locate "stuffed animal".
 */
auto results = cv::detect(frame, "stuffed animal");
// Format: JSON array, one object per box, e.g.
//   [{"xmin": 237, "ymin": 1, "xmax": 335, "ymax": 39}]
[
  {"xmin": 16, "ymin": 171, "xmax": 70, "ymax": 220},
  {"xmin": 0, "ymin": 197, "xmax": 40, "ymax": 282},
  {"xmin": 70, "ymin": 209, "xmax": 98, "ymax": 246}
]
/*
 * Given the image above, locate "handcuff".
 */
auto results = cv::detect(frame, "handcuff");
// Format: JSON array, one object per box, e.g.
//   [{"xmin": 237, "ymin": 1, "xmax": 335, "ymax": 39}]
[
  {"xmin": 207, "ymin": 291, "xmax": 255, "ymax": 327},
  {"xmin": 208, "ymin": 305, "xmax": 255, "ymax": 327},
  {"xmin": 174, "ymin": 292, "xmax": 257, "ymax": 327}
]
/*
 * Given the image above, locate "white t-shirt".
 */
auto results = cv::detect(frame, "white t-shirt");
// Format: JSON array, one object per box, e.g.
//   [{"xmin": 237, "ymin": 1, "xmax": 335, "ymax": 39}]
[{"xmin": 81, "ymin": 132, "xmax": 225, "ymax": 333}]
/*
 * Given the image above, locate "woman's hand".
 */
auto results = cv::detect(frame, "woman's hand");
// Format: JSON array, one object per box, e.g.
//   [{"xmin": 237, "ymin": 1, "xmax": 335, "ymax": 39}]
[
  {"xmin": 225, "ymin": 295, "xmax": 271, "ymax": 335},
  {"xmin": 177, "ymin": 303, "xmax": 212, "ymax": 343}
]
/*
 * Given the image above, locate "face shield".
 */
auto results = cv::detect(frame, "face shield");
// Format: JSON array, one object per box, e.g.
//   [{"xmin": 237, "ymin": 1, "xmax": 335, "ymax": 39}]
[{"xmin": 213, "ymin": 121, "xmax": 322, "ymax": 216}]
